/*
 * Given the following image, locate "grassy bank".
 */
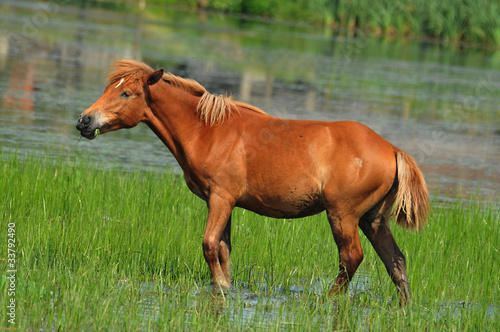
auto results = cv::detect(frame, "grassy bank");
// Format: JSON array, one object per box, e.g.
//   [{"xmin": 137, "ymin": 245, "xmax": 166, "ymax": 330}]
[
  {"xmin": 147, "ymin": 0, "xmax": 500, "ymax": 46},
  {"xmin": 1, "ymin": 151, "xmax": 498, "ymax": 330},
  {"xmin": 39, "ymin": 0, "xmax": 500, "ymax": 46}
]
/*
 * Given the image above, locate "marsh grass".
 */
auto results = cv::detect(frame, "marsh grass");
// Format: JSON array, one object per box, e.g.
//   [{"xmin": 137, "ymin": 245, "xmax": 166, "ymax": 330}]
[
  {"xmin": 158, "ymin": 0, "xmax": 500, "ymax": 46},
  {"xmin": 0, "ymin": 150, "xmax": 498, "ymax": 330}
]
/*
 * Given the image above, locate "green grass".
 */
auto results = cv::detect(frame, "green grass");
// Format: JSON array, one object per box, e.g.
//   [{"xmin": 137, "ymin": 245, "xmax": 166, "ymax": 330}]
[{"xmin": 1, "ymin": 150, "xmax": 498, "ymax": 330}]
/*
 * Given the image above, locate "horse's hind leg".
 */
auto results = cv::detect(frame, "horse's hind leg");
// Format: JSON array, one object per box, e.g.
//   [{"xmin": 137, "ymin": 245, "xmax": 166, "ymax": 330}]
[
  {"xmin": 327, "ymin": 211, "xmax": 364, "ymax": 297},
  {"xmin": 359, "ymin": 194, "xmax": 411, "ymax": 305}
]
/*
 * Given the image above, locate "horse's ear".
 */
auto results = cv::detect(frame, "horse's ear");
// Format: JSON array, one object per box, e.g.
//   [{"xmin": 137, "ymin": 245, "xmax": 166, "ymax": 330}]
[{"xmin": 147, "ymin": 68, "xmax": 164, "ymax": 86}]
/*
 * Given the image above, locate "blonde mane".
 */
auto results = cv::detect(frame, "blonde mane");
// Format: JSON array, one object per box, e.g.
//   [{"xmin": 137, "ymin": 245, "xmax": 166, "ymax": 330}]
[{"xmin": 108, "ymin": 60, "xmax": 267, "ymax": 126}]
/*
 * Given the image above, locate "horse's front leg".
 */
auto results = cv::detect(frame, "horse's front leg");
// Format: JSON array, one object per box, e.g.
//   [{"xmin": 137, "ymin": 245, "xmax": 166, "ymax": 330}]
[
  {"xmin": 202, "ymin": 194, "xmax": 234, "ymax": 291},
  {"xmin": 219, "ymin": 215, "xmax": 232, "ymax": 286}
]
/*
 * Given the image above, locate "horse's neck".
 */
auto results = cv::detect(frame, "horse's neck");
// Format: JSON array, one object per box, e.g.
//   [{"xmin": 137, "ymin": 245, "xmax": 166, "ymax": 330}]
[{"xmin": 144, "ymin": 84, "xmax": 205, "ymax": 167}]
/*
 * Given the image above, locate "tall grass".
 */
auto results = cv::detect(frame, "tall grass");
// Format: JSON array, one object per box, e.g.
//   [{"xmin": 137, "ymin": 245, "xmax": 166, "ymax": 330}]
[
  {"xmin": 1, "ymin": 150, "xmax": 498, "ymax": 330},
  {"xmin": 147, "ymin": 0, "xmax": 500, "ymax": 46},
  {"xmin": 317, "ymin": 0, "xmax": 500, "ymax": 45}
]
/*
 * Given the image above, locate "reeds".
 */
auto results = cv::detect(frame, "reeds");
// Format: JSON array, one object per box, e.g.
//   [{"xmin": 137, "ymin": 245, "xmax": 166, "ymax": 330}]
[
  {"xmin": 321, "ymin": 0, "xmax": 500, "ymax": 45},
  {"xmin": 172, "ymin": 0, "xmax": 500, "ymax": 46}
]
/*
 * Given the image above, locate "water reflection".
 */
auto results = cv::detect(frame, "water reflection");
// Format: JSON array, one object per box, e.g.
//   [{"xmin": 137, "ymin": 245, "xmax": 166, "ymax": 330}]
[
  {"xmin": 0, "ymin": 0, "xmax": 499, "ymax": 200},
  {"xmin": 3, "ymin": 58, "xmax": 35, "ymax": 115}
]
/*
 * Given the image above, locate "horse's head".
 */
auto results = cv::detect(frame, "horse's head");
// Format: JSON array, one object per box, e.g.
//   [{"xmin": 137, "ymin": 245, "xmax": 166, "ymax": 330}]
[{"xmin": 76, "ymin": 67, "xmax": 164, "ymax": 140}]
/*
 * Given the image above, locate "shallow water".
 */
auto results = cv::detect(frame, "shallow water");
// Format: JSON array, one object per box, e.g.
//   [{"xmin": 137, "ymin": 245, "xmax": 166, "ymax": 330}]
[
  {"xmin": 112, "ymin": 271, "xmax": 377, "ymax": 329},
  {"xmin": 112, "ymin": 273, "xmax": 496, "ymax": 330}
]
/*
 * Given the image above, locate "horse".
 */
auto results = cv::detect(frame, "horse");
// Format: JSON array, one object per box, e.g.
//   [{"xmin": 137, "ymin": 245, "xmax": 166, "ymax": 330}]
[{"xmin": 76, "ymin": 60, "xmax": 429, "ymax": 305}]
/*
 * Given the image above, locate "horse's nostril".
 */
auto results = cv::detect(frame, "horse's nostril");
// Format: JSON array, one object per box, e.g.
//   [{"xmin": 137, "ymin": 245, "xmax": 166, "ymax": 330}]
[
  {"xmin": 76, "ymin": 114, "xmax": 94, "ymax": 131},
  {"xmin": 82, "ymin": 115, "xmax": 92, "ymax": 125}
]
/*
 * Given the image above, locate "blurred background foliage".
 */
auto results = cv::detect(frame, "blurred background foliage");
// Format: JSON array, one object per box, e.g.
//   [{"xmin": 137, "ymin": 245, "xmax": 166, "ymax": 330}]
[{"xmin": 77, "ymin": 0, "xmax": 500, "ymax": 46}]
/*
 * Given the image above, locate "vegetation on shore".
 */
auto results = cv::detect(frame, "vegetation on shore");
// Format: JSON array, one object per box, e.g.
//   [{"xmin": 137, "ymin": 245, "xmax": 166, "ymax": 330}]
[
  {"xmin": 39, "ymin": 0, "xmax": 500, "ymax": 45},
  {"xmin": 149, "ymin": 0, "xmax": 500, "ymax": 46},
  {"xmin": 1, "ymin": 151, "xmax": 498, "ymax": 330}
]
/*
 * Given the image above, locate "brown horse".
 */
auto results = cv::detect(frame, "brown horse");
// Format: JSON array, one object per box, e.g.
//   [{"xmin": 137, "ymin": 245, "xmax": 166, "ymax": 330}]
[{"xmin": 77, "ymin": 60, "xmax": 429, "ymax": 305}]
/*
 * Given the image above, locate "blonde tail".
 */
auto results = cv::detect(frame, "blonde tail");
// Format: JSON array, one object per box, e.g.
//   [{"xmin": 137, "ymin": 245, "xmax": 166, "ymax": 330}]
[{"xmin": 393, "ymin": 150, "xmax": 430, "ymax": 230}]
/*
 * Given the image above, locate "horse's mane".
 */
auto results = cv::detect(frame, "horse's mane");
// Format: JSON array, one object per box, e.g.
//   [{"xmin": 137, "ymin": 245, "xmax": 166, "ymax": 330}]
[{"xmin": 108, "ymin": 60, "xmax": 267, "ymax": 126}]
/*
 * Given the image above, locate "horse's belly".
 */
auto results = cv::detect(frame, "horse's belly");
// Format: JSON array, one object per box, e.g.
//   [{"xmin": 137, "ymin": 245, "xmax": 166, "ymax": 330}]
[{"xmin": 237, "ymin": 191, "xmax": 325, "ymax": 219}]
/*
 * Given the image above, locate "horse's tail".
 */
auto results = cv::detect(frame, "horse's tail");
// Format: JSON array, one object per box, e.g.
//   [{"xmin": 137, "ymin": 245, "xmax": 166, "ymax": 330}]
[{"xmin": 392, "ymin": 149, "xmax": 430, "ymax": 230}]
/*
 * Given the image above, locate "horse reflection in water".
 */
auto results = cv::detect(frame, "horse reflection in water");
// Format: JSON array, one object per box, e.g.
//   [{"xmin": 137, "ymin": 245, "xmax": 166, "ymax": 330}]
[{"xmin": 77, "ymin": 60, "xmax": 429, "ymax": 305}]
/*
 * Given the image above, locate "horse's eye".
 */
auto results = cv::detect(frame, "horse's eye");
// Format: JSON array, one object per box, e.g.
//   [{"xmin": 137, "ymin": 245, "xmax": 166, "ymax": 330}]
[{"xmin": 121, "ymin": 91, "xmax": 132, "ymax": 98}]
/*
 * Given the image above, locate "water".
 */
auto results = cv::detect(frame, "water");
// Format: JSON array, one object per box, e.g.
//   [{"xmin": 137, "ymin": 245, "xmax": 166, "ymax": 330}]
[
  {"xmin": 111, "ymin": 272, "xmax": 379, "ymax": 330},
  {"xmin": 1, "ymin": 1, "xmax": 499, "ymax": 201},
  {"xmin": 112, "ymin": 274, "xmax": 497, "ymax": 330}
]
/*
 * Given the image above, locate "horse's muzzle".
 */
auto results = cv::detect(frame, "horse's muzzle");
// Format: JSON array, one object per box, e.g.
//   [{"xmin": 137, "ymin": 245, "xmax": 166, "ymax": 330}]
[{"xmin": 76, "ymin": 114, "xmax": 97, "ymax": 140}]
